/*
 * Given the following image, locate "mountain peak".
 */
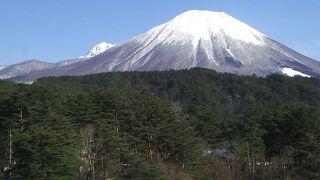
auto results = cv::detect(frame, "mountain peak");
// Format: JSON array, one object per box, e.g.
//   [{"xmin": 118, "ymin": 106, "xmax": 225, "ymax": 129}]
[
  {"xmin": 158, "ymin": 10, "xmax": 266, "ymax": 46},
  {"xmin": 23, "ymin": 59, "xmax": 42, "ymax": 63},
  {"xmin": 177, "ymin": 10, "xmax": 227, "ymax": 17},
  {"xmin": 81, "ymin": 42, "xmax": 115, "ymax": 58}
]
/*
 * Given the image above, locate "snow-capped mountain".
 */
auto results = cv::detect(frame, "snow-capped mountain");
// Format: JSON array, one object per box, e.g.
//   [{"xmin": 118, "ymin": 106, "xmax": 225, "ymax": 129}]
[
  {"xmin": 80, "ymin": 42, "xmax": 115, "ymax": 58},
  {"xmin": 7, "ymin": 10, "xmax": 320, "ymax": 81}
]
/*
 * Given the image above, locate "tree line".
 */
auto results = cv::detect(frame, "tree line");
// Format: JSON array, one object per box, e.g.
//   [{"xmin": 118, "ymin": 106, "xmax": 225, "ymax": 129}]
[{"xmin": 0, "ymin": 68, "xmax": 320, "ymax": 179}]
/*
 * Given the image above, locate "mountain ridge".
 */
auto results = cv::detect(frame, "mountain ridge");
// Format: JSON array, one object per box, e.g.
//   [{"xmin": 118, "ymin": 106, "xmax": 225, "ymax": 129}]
[{"xmin": 0, "ymin": 42, "xmax": 115, "ymax": 80}]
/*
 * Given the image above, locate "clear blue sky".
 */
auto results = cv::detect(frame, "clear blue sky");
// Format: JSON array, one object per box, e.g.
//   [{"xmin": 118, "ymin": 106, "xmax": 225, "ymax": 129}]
[{"xmin": 1, "ymin": 0, "xmax": 320, "ymax": 65}]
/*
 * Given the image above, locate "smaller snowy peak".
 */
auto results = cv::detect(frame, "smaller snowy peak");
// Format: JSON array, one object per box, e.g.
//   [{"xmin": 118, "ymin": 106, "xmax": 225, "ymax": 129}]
[
  {"xmin": 81, "ymin": 42, "xmax": 115, "ymax": 58},
  {"xmin": 0, "ymin": 65, "xmax": 7, "ymax": 70},
  {"xmin": 281, "ymin": 67, "xmax": 311, "ymax": 78}
]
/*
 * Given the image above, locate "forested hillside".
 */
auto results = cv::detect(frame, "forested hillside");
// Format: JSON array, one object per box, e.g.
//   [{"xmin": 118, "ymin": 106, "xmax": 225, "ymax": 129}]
[{"xmin": 1, "ymin": 68, "xmax": 320, "ymax": 179}]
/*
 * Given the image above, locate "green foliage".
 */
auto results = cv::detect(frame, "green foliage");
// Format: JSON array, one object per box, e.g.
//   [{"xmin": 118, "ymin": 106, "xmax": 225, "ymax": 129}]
[{"xmin": 1, "ymin": 68, "xmax": 320, "ymax": 179}]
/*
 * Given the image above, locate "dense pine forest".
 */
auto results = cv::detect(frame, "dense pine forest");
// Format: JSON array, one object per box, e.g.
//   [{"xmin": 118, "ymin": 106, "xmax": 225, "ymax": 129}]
[{"xmin": 1, "ymin": 68, "xmax": 320, "ymax": 179}]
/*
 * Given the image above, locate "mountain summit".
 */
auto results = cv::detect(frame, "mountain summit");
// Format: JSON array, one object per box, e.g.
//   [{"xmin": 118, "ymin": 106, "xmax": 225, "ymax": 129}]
[
  {"xmin": 155, "ymin": 10, "xmax": 266, "ymax": 46},
  {"xmin": 81, "ymin": 42, "xmax": 115, "ymax": 58},
  {"xmin": 8, "ymin": 10, "xmax": 320, "ymax": 81}
]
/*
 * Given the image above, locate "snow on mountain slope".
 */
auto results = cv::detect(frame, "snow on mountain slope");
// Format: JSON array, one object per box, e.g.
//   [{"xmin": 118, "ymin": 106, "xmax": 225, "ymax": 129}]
[
  {"xmin": 8, "ymin": 10, "xmax": 320, "ymax": 82},
  {"xmin": 56, "ymin": 58, "xmax": 88, "ymax": 67},
  {"xmin": 281, "ymin": 67, "xmax": 311, "ymax": 77},
  {"xmin": 80, "ymin": 42, "xmax": 115, "ymax": 58}
]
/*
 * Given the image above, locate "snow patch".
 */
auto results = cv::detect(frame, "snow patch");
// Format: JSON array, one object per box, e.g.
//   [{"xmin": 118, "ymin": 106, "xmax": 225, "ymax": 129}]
[{"xmin": 281, "ymin": 67, "xmax": 311, "ymax": 77}]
